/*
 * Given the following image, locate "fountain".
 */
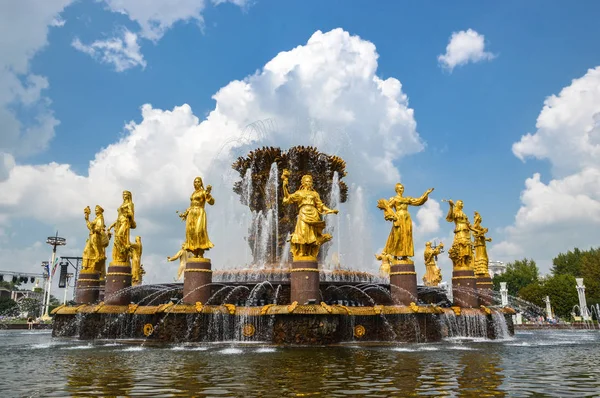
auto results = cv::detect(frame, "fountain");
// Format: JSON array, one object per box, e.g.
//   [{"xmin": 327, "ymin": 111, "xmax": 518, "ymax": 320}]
[{"xmin": 52, "ymin": 146, "xmax": 515, "ymax": 344}]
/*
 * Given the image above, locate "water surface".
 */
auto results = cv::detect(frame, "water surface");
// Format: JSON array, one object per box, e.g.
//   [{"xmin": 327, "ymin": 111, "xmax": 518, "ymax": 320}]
[{"xmin": 1, "ymin": 330, "xmax": 599, "ymax": 397}]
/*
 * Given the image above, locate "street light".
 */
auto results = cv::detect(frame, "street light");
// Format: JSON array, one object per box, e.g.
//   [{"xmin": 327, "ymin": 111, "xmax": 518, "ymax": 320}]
[{"xmin": 41, "ymin": 232, "xmax": 66, "ymax": 321}]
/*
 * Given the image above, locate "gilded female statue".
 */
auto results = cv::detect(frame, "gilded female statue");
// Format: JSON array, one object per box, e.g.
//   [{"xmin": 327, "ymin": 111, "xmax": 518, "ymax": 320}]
[
  {"xmin": 423, "ymin": 241, "xmax": 444, "ymax": 286},
  {"xmin": 130, "ymin": 236, "xmax": 144, "ymax": 285},
  {"xmin": 445, "ymin": 199, "xmax": 473, "ymax": 269},
  {"xmin": 178, "ymin": 177, "xmax": 214, "ymax": 258},
  {"xmin": 108, "ymin": 190, "xmax": 136, "ymax": 263},
  {"xmin": 281, "ymin": 170, "xmax": 338, "ymax": 260},
  {"xmin": 82, "ymin": 205, "xmax": 110, "ymax": 273},
  {"xmin": 378, "ymin": 183, "xmax": 434, "ymax": 261},
  {"xmin": 471, "ymin": 211, "xmax": 492, "ymax": 276}
]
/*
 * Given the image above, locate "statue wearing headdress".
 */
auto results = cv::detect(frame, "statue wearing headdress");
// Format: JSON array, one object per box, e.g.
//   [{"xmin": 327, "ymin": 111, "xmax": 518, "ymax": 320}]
[
  {"xmin": 108, "ymin": 190, "xmax": 136, "ymax": 264},
  {"xmin": 377, "ymin": 183, "xmax": 434, "ymax": 262},
  {"xmin": 445, "ymin": 199, "xmax": 474, "ymax": 270},
  {"xmin": 82, "ymin": 205, "xmax": 111, "ymax": 278},
  {"xmin": 423, "ymin": 241, "xmax": 444, "ymax": 286},
  {"xmin": 281, "ymin": 169, "xmax": 338, "ymax": 260},
  {"xmin": 178, "ymin": 177, "xmax": 214, "ymax": 258},
  {"xmin": 471, "ymin": 211, "xmax": 492, "ymax": 277}
]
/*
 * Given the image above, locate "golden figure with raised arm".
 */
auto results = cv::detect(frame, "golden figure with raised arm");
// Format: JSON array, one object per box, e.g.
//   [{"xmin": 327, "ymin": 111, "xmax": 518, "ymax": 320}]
[
  {"xmin": 378, "ymin": 183, "xmax": 434, "ymax": 261},
  {"xmin": 167, "ymin": 244, "xmax": 191, "ymax": 280},
  {"xmin": 445, "ymin": 199, "xmax": 474, "ymax": 270},
  {"xmin": 423, "ymin": 241, "xmax": 444, "ymax": 286},
  {"xmin": 178, "ymin": 177, "xmax": 215, "ymax": 258},
  {"xmin": 108, "ymin": 190, "xmax": 136, "ymax": 264},
  {"xmin": 281, "ymin": 169, "xmax": 338, "ymax": 261},
  {"xmin": 82, "ymin": 205, "xmax": 111, "ymax": 276},
  {"xmin": 471, "ymin": 211, "xmax": 492, "ymax": 277}
]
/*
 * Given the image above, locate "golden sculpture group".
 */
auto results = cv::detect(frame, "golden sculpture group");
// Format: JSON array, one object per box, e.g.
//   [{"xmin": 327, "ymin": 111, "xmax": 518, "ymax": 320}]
[{"xmin": 80, "ymin": 171, "xmax": 492, "ymax": 288}]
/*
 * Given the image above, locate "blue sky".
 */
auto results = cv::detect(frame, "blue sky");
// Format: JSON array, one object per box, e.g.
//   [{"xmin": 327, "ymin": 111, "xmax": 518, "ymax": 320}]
[{"xmin": 2, "ymin": 1, "xmax": 600, "ymax": 294}]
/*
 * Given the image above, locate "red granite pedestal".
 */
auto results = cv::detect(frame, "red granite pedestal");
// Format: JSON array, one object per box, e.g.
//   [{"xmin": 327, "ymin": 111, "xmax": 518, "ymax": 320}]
[
  {"xmin": 104, "ymin": 262, "xmax": 132, "ymax": 305},
  {"xmin": 183, "ymin": 258, "xmax": 212, "ymax": 304},
  {"xmin": 75, "ymin": 271, "xmax": 100, "ymax": 304},
  {"xmin": 476, "ymin": 275, "xmax": 494, "ymax": 306},
  {"xmin": 290, "ymin": 259, "xmax": 320, "ymax": 305},
  {"xmin": 452, "ymin": 269, "xmax": 478, "ymax": 307},
  {"xmin": 390, "ymin": 259, "xmax": 418, "ymax": 305}
]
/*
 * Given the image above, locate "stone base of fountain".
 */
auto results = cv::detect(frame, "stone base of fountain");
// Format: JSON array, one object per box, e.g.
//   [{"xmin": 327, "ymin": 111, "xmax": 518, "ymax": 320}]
[
  {"xmin": 75, "ymin": 271, "xmax": 100, "ymax": 304},
  {"xmin": 51, "ymin": 303, "xmax": 515, "ymax": 343},
  {"xmin": 104, "ymin": 263, "xmax": 132, "ymax": 305},
  {"xmin": 452, "ymin": 269, "xmax": 478, "ymax": 307},
  {"xmin": 390, "ymin": 259, "xmax": 418, "ymax": 305},
  {"xmin": 183, "ymin": 258, "xmax": 212, "ymax": 304}
]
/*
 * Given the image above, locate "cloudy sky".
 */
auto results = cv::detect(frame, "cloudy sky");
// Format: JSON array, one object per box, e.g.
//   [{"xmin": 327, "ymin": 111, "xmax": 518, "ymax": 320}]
[{"xmin": 2, "ymin": 1, "xmax": 600, "ymax": 297}]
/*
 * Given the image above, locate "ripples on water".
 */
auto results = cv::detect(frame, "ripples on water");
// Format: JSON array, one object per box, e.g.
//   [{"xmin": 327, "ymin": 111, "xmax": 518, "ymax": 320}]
[{"xmin": 1, "ymin": 330, "xmax": 599, "ymax": 397}]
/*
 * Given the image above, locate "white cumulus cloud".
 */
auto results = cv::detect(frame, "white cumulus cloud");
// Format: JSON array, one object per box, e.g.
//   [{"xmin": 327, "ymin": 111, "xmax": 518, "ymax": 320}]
[
  {"xmin": 438, "ymin": 29, "xmax": 496, "ymax": 72},
  {"xmin": 0, "ymin": 0, "xmax": 74, "ymax": 180},
  {"xmin": 0, "ymin": 29, "xmax": 431, "ymax": 285},
  {"xmin": 492, "ymin": 67, "xmax": 600, "ymax": 271},
  {"xmin": 72, "ymin": 30, "xmax": 146, "ymax": 72}
]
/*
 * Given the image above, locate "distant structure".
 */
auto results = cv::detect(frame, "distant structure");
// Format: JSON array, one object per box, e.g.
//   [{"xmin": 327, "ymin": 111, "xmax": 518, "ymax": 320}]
[{"xmin": 488, "ymin": 260, "xmax": 506, "ymax": 278}]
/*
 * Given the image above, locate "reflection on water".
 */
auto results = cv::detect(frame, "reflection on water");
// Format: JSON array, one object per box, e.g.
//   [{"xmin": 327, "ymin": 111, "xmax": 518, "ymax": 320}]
[{"xmin": 1, "ymin": 330, "xmax": 600, "ymax": 397}]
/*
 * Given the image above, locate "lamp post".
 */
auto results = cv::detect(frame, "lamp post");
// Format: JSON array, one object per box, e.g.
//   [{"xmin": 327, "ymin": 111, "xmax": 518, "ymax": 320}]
[{"xmin": 41, "ymin": 232, "xmax": 66, "ymax": 321}]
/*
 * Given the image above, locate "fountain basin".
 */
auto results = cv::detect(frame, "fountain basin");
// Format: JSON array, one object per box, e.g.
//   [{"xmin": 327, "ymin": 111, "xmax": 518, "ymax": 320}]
[{"xmin": 52, "ymin": 304, "xmax": 515, "ymax": 344}]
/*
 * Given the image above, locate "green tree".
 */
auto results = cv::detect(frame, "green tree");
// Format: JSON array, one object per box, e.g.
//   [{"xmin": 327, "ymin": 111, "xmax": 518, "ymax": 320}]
[
  {"xmin": 19, "ymin": 298, "xmax": 42, "ymax": 317},
  {"xmin": 0, "ymin": 297, "xmax": 19, "ymax": 316},
  {"xmin": 517, "ymin": 282, "xmax": 545, "ymax": 309},
  {"xmin": 580, "ymin": 248, "xmax": 600, "ymax": 300},
  {"xmin": 493, "ymin": 258, "xmax": 539, "ymax": 296},
  {"xmin": 552, "ymin": 248, "xmax": 584, "ymax": 276},
  {"xmin": 543, "ymin": 274, "xmax": 579, "ymax": 319}
]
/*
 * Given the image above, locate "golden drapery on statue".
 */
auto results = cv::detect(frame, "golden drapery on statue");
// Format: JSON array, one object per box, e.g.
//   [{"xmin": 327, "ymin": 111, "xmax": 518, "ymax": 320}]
[
  {"xmin": 108, "ymin": 191, "xmax": 136, "ymax": 264},
  {"xmin": 445, "ymin": 199, "xmax": 473, "ymax": 270},
  {"xmin": 472, "ymin": 211, "xmax": 492, "ymax": 277},
  {"xmin": 130, "ymin": 236, "xmax": 144, "ymax": 285},
  {"xmin": 378, "ymin": 183, "xmax": 434, "ymax": 260},
  {"xmin": 282, "ymin": 169, "xmax": 338, "ymax": 261},
  {"xmin": 178, "ymin": 177, "xmax": 214, "ymax": 258},
  {"xmin": 423, "ymin": 241, "xmax": 443, "ymax": 286},
  {"xmin": 82, "ymin": 205, "xmax": 111, "ymax": 278}
]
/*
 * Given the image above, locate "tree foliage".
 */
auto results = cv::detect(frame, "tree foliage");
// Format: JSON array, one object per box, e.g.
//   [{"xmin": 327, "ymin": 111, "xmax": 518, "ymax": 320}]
[
  {"xmin": 543, "ymin": 274, "xmax": 579, "ymax": 319},
  {"xmin": 0, "ymin": 297, "xmax": 19, "ymax": 316},
  {"xmin": 500, "ymin": 247, "xmax": 600, "ymax": 320},
  {"xmin": 492, "ymin": 258, "xmax": 539, "ymax": 296}
]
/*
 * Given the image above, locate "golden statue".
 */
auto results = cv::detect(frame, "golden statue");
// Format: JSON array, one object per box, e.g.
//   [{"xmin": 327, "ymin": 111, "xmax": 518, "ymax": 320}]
[
  {"xmin": 423, "ymin": 241, "xmax": 444, "ymax": 286},
  {"xmin": 108, "ymin": 191, "xmax": 136, "ymax": 264},
  {"xmin": 281, "ymin": 169, "xmax": 338, "ymax": 261},
  {"xmin": 471, "ymin": 211, "xmax": 492, "ymax": 277},
  {"xmin": 167, "ymin": 244, "xmax": 191, "ymax": 280},
  {"xmin": 445, "ymin": 200, "xmax": 473, "ymax": 270},
  {"xmin": 130, "ymin": 236, "xmax": 144, "ymax": 286},
  {"xmin": 375, "ymin": 252, "xmax": 393, "ymax": 277},
  {"xmin": 377, "ymin": 184, "xmax": 434, "ymax": 262},
  {"xmin": 178, "ymin": 177, "xmax": 214, "ymax": 258},
  {"xmin": 82, "ymin": 205, "xmax": 111, "ymax": 278}
]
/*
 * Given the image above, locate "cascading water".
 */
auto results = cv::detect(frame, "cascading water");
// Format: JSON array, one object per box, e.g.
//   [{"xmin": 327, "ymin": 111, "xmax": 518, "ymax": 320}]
[{"xmin": 325, "ymin": 171, "xmax": 341, "ymax": 270}]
